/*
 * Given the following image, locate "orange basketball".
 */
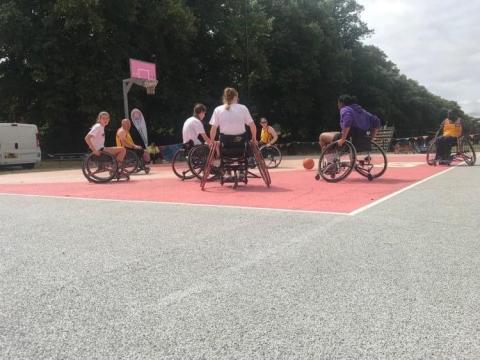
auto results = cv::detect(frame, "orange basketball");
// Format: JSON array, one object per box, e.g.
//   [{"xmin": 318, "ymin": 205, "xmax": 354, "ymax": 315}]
[{"xmin": 303, "ymin": 158, "xmax": 315, "ymax": 170}]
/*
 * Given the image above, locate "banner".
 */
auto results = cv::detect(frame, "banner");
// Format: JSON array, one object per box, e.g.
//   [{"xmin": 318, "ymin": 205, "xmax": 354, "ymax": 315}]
[{"xmin": 130, "ymin": 108, "xmax": 148, "ymax": 148}]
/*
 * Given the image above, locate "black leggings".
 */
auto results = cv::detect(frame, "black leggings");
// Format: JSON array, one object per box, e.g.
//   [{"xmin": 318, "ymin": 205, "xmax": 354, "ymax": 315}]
[{"xmin": 435, "ymin": 136, "xmax": 457, "ymax": 160}]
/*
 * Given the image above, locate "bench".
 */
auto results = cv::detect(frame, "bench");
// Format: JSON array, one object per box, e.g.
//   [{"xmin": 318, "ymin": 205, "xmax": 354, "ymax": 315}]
[
  {"xmin": 47, "ymin": 153, "xmax": 86, "ymax": 160},
  {"xmin": 373, "ymin": 126, "xmax": 395, "ymax": 152}
]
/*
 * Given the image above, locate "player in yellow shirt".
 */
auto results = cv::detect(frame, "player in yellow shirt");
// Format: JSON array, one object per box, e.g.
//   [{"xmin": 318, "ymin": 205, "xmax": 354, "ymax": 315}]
[
  {"xmin": 116, "ymin": 118, "xmax": 151, "ymax": 163},
  {"xmin": 259, "ymin": 117, "xmax": 278, "ymax": 146},
  {"xmin": 435, "ymin": 109, "xmax": 463, "ymax": 164}
]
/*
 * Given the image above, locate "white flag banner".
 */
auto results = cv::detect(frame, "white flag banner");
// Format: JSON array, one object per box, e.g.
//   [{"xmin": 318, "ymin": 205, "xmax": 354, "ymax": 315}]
[{"xmin": 130, "ymin": 108, "xmax": 148, "ymax": 148}]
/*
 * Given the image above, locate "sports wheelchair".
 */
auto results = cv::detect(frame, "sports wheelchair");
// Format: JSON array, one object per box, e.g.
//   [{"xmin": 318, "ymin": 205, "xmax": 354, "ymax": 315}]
[
  {"xmin": 171, "ymin": 142, "xmax": 220, "ymax": 180},
  {"xmin": 124, "ymin": 149, "xmax": 151, "ymax": 175},
  {"xmin": 259, "ymin": 144, "xmax": 282, "ymax": 168},
  {"xmin": 426, "ymin": 133, "xmax": 476, "ymax": 166},
  {"xmin": 82, "ymin": 151, "xmax": 130, "ymax": 183},
  {"xmin": 315, "ymin": 135, "xmax": 387, "ymax": 183},
  {"xmin": 200, "ymin": 134, "xmax": 271, "ymax": 190}
]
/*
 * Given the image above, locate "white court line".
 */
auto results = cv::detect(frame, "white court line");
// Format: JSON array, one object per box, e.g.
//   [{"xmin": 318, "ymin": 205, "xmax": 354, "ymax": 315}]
[
  {"xmin": 349, "ymin": 165, "xmax": 458, "ymax": 216},
  {"xmin": 0, "ymin": 192, "xmax": 348, "ymax": 217},
  {"xmin": 0, "ymin": 165, "xmax": 459, "ymax": 217}
]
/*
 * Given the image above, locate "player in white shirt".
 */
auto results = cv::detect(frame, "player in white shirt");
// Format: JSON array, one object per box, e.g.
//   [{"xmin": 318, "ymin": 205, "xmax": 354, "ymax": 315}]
[
  {"xmin": 84, "ymin": 111, "xmax": 126, "ymax": 163},
  {"xmin": 182, "ymin": 104, "xmax": 211, "ymax": 145},
  {"xmin": 209, "ymin": 87, "xmax": 257, "ymax": 143}
]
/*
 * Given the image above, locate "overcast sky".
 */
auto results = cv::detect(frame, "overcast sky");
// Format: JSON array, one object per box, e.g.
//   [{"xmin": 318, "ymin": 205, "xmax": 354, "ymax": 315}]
[{"xmin": 356, "ymin": 0, "xmax": 480, "ymax": 117}]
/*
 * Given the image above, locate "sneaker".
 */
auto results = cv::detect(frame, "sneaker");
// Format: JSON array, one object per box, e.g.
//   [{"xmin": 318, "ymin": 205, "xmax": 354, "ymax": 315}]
[{"xmin": 323, "ymin": 162, "xmax": 336, "ymax": 175}]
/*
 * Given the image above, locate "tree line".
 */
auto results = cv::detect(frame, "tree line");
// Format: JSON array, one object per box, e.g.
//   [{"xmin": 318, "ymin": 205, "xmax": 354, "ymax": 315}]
[{"xmin": 0, "ymin": 0, "xmax": 474, "ymax": 152}]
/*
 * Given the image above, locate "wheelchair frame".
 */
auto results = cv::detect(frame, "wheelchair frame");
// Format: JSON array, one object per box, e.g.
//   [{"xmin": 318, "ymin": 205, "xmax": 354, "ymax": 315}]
[
  {"xmin": 315, "ymin": 139, "xmax": 387, "ymax": 183},
  {"xmin": 82, "ymin": 151, "xmax": 130, "ymax": 183},
  {"xmin": 426, "ymin": 134, "xmax": 476, "ymax": 166},
  {"xmin": 200, "ymin": 141, "xmax": 271, "ymax": 190},
  {"xmin": 124, "ymin": 149, "xmax": 151, "ymax": 175},
  {"xmin": 259, "ymin": 144, "xmax": 282, "ymax": 168}
]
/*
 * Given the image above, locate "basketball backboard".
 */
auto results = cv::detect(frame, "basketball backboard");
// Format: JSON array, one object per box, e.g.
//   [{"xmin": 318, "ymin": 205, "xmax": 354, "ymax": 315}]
[{"xmin": 129, "ymin": 59, "xmax": 157, "ymax": 80}]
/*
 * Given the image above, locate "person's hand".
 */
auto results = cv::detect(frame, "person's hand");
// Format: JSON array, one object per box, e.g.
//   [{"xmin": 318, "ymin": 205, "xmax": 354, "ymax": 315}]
[
  {"xmin": 337, "ymin": 138, "xmax": 346, "ymax": 147},
  {"xmin": 251, "ymin": 139, "xmax": 258, "ymax": 145},
  {"xmin": 93, "ymin": 150, "xmax": 101, "ymax": 156},
  {"xmin": 135, "ymin": 145, "xmax": 142, "ymax": 150}
]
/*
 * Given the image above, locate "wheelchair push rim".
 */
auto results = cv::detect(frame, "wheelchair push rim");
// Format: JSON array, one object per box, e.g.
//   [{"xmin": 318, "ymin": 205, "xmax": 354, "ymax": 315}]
[
  {"xmin": 188, "ymin": 144, "xmax": 220, "ymax": 180},
  {"xmin": 259, "ymin": 145, "xmax": 282, "ymax": 168},
  {"xmin": 124, "ymin": 149, "xmax": 140, "ymax": 174},
  {"xmin": 172, "ymin": 148, "xmax": 196, "ymax": 180},
  {"xmin": 316, "ymin": 141, "xmax": 356, "ymax": 183},
  {"xmin": 354, "ymin": 141, "xmax": 387, "ymax": 180},
  {"xmin": 82, "ymin": 152, "xmax": 118, "ymax": 183}
]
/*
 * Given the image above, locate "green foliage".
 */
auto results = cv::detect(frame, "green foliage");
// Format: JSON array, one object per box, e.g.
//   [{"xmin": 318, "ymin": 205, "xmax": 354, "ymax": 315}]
[{"xmin": 0, "ymin": 0, "xmax": 469, "ymax": 152}]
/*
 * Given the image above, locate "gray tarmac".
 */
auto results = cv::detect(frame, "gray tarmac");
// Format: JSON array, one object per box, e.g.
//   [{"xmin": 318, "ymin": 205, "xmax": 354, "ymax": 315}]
[{"xmin": 1, "ymin": 165, "xmax": 480, "ymax": 359}]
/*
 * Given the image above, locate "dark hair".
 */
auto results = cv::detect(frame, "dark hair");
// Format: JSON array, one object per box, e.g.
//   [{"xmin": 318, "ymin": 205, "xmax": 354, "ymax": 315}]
[
  {"xmin": 193, "ymin": 103, "xmax": 206, "ymax": 117},
  {"xmin": 447, "ymin": 109, "xmax": 459, "ymax": 121},
  {"xmin": 338, "ymin": 94, "xmax": 357, "ymax": 106}
]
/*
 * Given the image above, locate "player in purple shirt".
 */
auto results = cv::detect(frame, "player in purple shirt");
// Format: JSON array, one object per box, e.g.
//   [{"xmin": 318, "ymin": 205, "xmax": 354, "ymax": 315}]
[{"xmin": 319, "ymin": 95, "xmax": 381, "ymax": 149}]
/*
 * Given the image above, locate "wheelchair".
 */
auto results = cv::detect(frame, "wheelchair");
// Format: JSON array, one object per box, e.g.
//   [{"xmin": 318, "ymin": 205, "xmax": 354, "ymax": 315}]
[
  {"xmin": 426, "ymin": 134, "xmax": 476, "ymax": 166},
  {"xmin": 124, "ymin": 149, "xmax": 151, "ymax": 175},
  {"xmin": 82, "ymin": 151, "xmax": 130, "ymax": 183},
  {"xmin": 259, "ymin": 144, "xmax": 282, "ymax": 168},
  {"xmin": 200, "ymin": 135, "xmax": 271, "ymax": 190},
  {"xmin": 171, "ymin": 141, "xmax": 219, "ymax": 180},
  {"xmin": 315, "ymin": 135, "xmax": 387, "ymax": 183}
]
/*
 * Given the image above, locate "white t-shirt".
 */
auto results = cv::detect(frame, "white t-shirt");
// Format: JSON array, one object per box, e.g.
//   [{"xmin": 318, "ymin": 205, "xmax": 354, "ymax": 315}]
[
  {"xmin": 182, "ymin": 116, "xmax": 206, "ymax": 145},
  {"xmin": 88, "ymin": 123, "xmax": 105, "ymax": 150},
  {"xmin": 209, "ymin": 103, "xmax": 254, "ymax": 135}
]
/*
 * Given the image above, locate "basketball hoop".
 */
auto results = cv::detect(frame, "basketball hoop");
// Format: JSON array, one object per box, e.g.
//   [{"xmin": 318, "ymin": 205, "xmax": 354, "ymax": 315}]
[
  {"xmin": 123, "ymin": 58, "xmax": 158, "ymax": 118},
  {"xmin": 144, "ymin": 80, "xmax": 158, "ymax": 95}
]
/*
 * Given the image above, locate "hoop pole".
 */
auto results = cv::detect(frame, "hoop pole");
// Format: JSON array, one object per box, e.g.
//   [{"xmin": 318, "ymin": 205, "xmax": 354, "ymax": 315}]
[{"xmin": 123, "ymin": 79, "xmax": 134, "ymax": 119}]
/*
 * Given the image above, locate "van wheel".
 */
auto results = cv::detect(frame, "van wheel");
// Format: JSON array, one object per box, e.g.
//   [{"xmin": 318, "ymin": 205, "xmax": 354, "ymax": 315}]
[{"xmin": 22, "ymin": 163, "xmax": 35, "ymax": 169}]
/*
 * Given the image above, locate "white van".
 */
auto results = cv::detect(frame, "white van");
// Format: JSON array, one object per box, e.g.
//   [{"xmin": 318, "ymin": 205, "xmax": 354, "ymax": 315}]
[{"xmin": 0, "ymin": 123, "xmax": 42, "ymax": 169}]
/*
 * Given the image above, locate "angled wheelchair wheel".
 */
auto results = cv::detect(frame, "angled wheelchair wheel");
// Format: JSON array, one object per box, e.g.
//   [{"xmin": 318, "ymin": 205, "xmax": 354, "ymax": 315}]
[
  {"xmin": 260, "ymin": 145, "xmax": 282, "ymax": 168},
  {"xmin": 124, "ymin": 149, "xmax": 140, "ymax": 174},
  {"xmin": 201, "ymin": 143, "xmax": 219, "ymax": 190},
  {"xmin": 189, "ymin": 144, "xmax": 219, "ymax": 180},
  {"xmin": 252, "ymin": 143, "xmax": 271, "ymax": 187},
  {"xmin": 317, "ymin": 141, "xmax": 356, "ymax": 183},
  {"xmin": 355, "ymin": 141, "xmax": 387, "ymax": 180},
  {"xmin": 172, "ymin": 148, "xmax": 195, "ymax": 180},
  {"xmin": 426, "ymin": 140, "xmax": 437, "ymax": 166},
  {"xmin": 82, "ymin": 152, "xmax": 118, "ymax": 183},
  {"xmin": 458, "ymin": 137, "xmax": 476, "ymax": 166}
]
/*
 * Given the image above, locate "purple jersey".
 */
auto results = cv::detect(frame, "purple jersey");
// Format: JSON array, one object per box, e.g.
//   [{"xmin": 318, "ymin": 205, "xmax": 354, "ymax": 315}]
[{"xmin": 340, "ymin": 104, "xmax": 381, "ymax": 131}]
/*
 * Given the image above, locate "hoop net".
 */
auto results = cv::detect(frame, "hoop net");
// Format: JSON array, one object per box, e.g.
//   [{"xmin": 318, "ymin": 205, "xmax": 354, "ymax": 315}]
[{"xmin": 144, "ymin": 80, "xmax": 158, "ymax": 95}]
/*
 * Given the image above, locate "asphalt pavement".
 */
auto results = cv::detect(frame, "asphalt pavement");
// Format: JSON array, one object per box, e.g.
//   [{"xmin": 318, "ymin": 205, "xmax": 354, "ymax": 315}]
[{"xmin": 1, "ymin": 164, "xmax": 479, "ymax": 359}]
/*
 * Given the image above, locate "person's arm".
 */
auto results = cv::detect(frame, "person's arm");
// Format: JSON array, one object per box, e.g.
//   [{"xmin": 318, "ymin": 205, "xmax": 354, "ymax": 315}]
[
  {"xmin": 210, "ymin": 125, "xmax": 218, "ymax": 143},
  {"xmin": 249, "ymin": 122, "xmax": 257, "ymax": 144},
  {"xmin": 267, "ymin": 126, "xmax": 278, "ymax": 145},
  {"xmin": 200, "ymin": 133, "xmax": 211, "ymax": 145},
  {"xmin": 85, "ymin": 134, "xmax": 100, "ymax": 156},
  {"xmin": 338, "ymin": 127, "xmax": 350, "ymax": 146}
]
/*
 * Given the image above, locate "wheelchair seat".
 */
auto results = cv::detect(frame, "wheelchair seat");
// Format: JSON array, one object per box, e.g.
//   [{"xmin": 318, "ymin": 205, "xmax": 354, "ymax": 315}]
[{"xmin": 220, "ymin": 133, "xmax": 249, "ymax": 158}]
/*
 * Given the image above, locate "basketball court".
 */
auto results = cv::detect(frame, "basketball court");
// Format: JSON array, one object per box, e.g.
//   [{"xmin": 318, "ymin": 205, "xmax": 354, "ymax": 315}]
[{"xmin": 0, "ymin": 154, "xmax": 455, "ymax": 214}]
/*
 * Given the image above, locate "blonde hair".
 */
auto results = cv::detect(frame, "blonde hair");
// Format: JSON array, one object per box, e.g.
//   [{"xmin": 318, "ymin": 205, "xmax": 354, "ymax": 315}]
[
  {"xmin": 223, "ymin": 87, "xmax": 238, "ymax": 110},
  {"xmin": 96, "ymin": 111, "xmax": 110, "ymax": 123}
]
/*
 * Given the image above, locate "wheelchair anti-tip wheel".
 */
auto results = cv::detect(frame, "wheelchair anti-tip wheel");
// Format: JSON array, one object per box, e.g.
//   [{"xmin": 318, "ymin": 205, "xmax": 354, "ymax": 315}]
[{"xmin": 317, "ymin": 141, "xmax": 356, "ymax": 182}]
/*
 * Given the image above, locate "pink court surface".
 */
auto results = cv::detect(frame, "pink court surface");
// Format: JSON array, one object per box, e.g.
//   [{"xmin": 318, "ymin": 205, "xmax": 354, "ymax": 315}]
[{"xmin": 0, "ymin": 155, "xmax": 452, "ymax": 215}]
